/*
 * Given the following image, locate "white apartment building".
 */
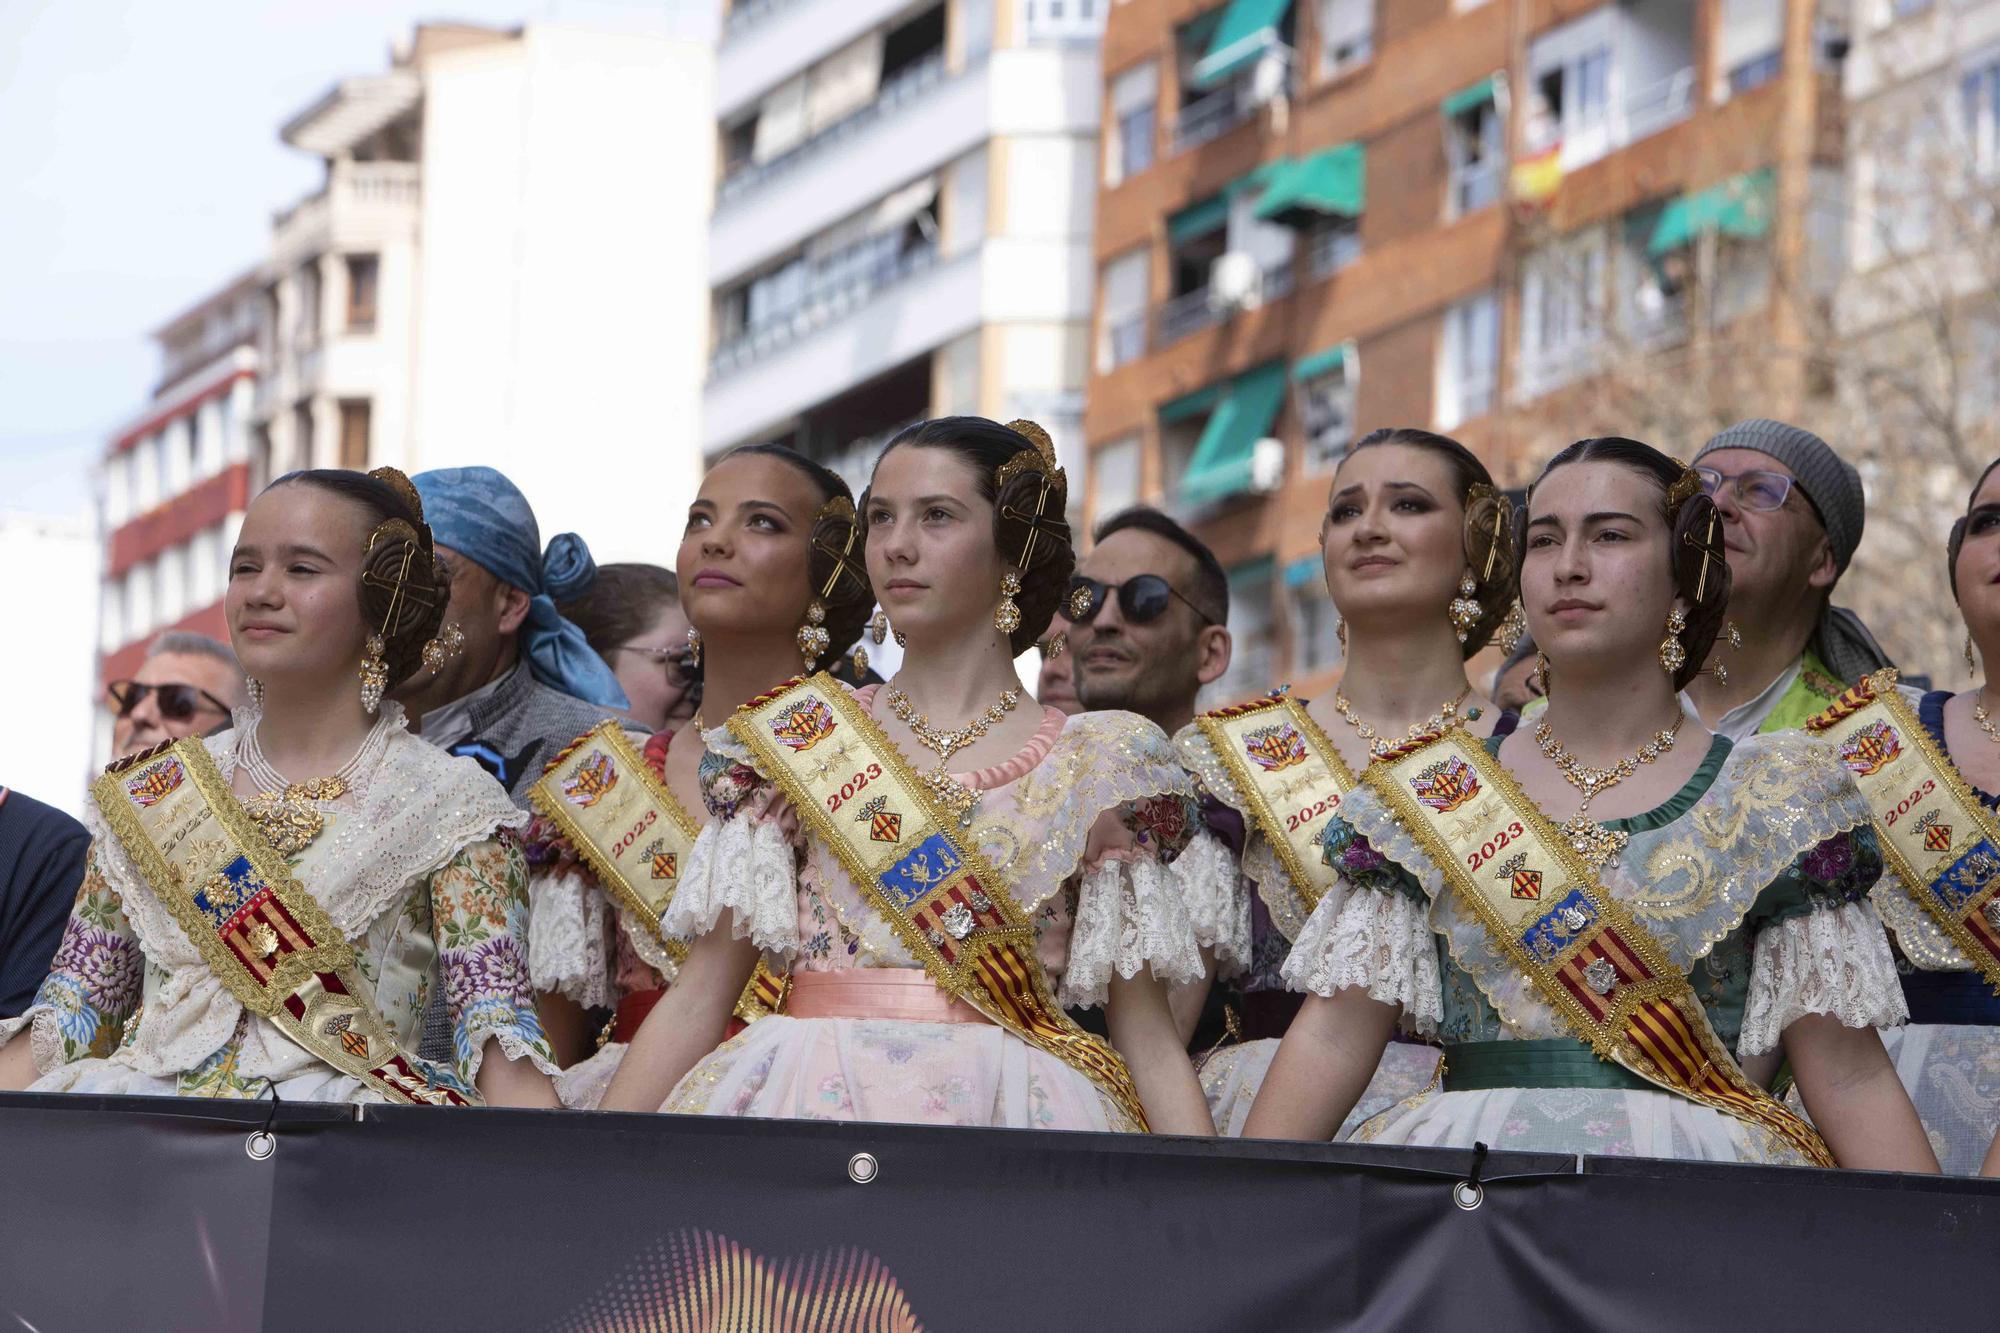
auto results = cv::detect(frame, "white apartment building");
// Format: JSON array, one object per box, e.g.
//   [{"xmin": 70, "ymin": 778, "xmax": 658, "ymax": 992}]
[
  {"xmin": 702, "ymin": 0, "xmax": 1108, "ymax": 494},
  {"xmin": 258, "ymin": 22, "xmax": 716, "ymax": 560}
]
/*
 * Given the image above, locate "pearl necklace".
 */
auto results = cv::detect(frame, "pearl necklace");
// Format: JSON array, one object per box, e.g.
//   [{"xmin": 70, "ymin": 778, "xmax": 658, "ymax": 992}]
[
  {"xmin": 1331, "ymin": 684, "xmax": 1477, "ymax": 759},
  {"xmin": 235, "ymin": 711, "xmax": 393, "ymax": 855},
  {"xmin": 1533, "ymin": 710, "xmax": 1684, "ymax": 869},
  {"xmin": 883, "ymin": 683, "xmax": 1021, "ymax": 825}
]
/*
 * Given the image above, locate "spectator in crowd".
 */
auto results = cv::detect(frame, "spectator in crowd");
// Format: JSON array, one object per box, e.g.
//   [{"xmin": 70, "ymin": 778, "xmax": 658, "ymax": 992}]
[
  {"xmin": 559, "ymin": 563, "xmax": 697, "ymax": 732},
  {"xmin": 1492, "ymin": 631, "xmax": 1543, "ymax": 713},
  {"xmin": 0, "ymin": 786, "xmax": 89, "ymax": 1018},
  {"xmin": 106, "ymin": 631, "xmax": 247, "ymax": 758}
]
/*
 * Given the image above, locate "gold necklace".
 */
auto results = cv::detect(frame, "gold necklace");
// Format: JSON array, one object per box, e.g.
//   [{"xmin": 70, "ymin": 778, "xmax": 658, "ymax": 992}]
[
  {"xmin": 1975, "ymin": 695, "xmax": 2000, "ymax": 746},
  {"xmin": 1533, "ymin": 710, "xmax": 1684, "ymax": 869},
  {"xmin": 884, "ymin": 683, "xmax": 1021, "ymax": 825},
  {"xmin": 1331, "ymin": 684, "xmax": 1478, "ymax": 759}
]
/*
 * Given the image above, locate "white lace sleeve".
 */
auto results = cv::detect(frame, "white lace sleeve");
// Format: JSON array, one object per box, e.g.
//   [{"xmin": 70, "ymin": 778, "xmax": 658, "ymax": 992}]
[
  {"xmin": 526, "ymin": 869, "xmax": 616, "ymax": 1009},
  {"xmin": 1738, "ymin": 899, "xmax": 1908, "ymax": 1057},
  {"xmin": 659, "ymin": 811, "xmax": 800, "ymax": 956},
  {"xmin": 1058, "ymin": 856, "xmax": 1207, "ymax": 1008},
  {"xmin": 1173, "ymin": 830, "xmax": 1251, "ymax": 978},
  {"xmin": 1279, "ymin": 887, "xmax": 1443, "ymax": 1035}
]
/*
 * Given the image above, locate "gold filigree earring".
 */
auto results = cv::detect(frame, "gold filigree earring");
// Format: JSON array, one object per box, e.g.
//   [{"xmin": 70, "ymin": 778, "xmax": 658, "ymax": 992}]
[
  {"xmin": 1534, "ymin": 652, "xmax": 1552, "ymax": 697},
  {"xmin": 851, "ymin": 644, "xmax": 870, "ymax": 676},
  {"xmin": 1495, "ymin": 600, "xmax": 1526, "ymax": 655},
  {"xmin": 797, "ymin": 599, "xmax": 830, "ymax": 672},
  {"xmin": 421, "ymin": 622, "xmax": 465, "ymax": 677},
  {"xmin": 1660, "ymin": 606, "xmax": 1688, "ymax": 676},
  {"xmin": 996, "ymin": 570, "xmax": 1024, "ymax": 634},
  {"xmin": 1448, "ymin": 573, "xmax": 1482, "ymax": 644},
  {"xmin": 1336, "ymin": 617, "xmax": 1347, "ymax": 651},
  {"xmin": 869, "ymin": 609, "xmax": 889, "ymax": 645},
  {"xmin": 1966, "ymin": 633, "xmax": 1978, "ymax": 675},
  {"xmin": 686, "ymin": 626, "xmax": 702, "ymax": 669},
  {"xmin": 360, "ymin": 634, "xmax": 388, "ymax": 714}
]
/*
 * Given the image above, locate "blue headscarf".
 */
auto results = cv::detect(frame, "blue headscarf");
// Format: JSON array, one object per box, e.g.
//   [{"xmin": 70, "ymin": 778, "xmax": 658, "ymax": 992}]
[{"xmin": 412, "ymin": 466, "xmax": 630, "ymax": 710}]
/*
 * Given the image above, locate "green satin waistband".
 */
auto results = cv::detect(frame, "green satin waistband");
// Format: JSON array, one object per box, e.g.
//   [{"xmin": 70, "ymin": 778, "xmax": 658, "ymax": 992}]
[{"xmin": 1442, "ymin": 1039, "xmax": 1653, "ymax": 1092}]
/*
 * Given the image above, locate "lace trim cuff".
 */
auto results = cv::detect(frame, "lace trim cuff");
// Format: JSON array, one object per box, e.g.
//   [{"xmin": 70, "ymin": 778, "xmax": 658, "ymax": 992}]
[
  {"xmin": 526, "ymin": 869, "xmax": 616, "ymax": 1009},
  {"xmin": 456, "ymin": 1007, "xmax": 564, "ymax": 1086},
  {"xmin": 1738, "ymin": 899, "xmax": 1908, "ymax": 1057},
  {"xmin": 1058, "ymin": 855, "xmax": 1206, "ymax": 1008},
  {"xmin": 1279, "ymin": 887, "xmax": 1443, "ymax": 1034},
  {"xmin": 660, "ymin": 811, "xmax": 800, "ymax": 956},
  {"xmin": 1174, "ymin": 831, "xmax": 1251, "ymax": 977}
]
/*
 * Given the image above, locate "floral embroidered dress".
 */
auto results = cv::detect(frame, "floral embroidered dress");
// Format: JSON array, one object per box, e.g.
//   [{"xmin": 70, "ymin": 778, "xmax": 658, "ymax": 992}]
[
  {"xmin": 0, "ymin": 704, "xmax": 558, "ymax": 1102},
  {"xmin": 1177, "ymin": 717, "xmax": 1445, "ymax": 1139},
  {"xmin": 658, "ymin": 690, "xmax": 1207, "ymax": 1131},
  {"xmin": 1279, "ymin": 730, "xmax": 1906, "ymax": 1163},
  {"xmin": 526, "ymin": 727, "xmax": 697, "ymax": 1109},
  {"xmin": 1868, "ymin": 692, "xmax": 2000, "ymax": 1173}
]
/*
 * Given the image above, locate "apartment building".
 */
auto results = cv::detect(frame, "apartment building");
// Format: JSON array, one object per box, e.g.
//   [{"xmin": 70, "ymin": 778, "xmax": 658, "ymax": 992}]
[
  {"xmin": 702, "ymin": 0, "xmax": 1108, "ymax": 498},
  {"xmin": 1085, "ymin": 0, "xmax": 1831, "ymax": 701}
]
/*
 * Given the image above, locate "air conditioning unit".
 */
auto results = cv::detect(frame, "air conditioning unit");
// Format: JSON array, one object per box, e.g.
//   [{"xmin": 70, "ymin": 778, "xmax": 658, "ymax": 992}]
[
  {"xmin": 1248, "ymin": 48, "xmax": 1290, "ymax": 106},
  {"xmin": 1250, "ymin": 436, "xmax": 1285, "ymax": 493},
  {"xmin": 1209, "ymin": 251, "xmax": 1262, "ymax": 310}
]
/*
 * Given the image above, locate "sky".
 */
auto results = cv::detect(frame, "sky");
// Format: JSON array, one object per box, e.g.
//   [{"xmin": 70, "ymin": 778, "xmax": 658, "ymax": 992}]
[{"xmin": 0, "ymin": 0, "xmax": 717, "ymax": 520}]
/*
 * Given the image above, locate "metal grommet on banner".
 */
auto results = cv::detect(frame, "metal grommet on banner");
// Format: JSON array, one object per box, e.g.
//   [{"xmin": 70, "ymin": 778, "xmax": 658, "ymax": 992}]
[
  {"xmin": 1453, "ymin": 1141, "xmax": 1488, "ymax": 1211},
  {"xmin": 847, "ymin": 1152, "xmax": 879, "ymax": 1184},
  {"xmin": 245, "ymin": 1130, "xmax": 276, "ymax": 1161}
]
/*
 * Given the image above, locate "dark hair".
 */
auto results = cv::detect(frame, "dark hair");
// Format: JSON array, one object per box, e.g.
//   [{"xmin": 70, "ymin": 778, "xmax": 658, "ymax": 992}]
[
  {"xmin": 1529, "ymin": 437, "xmax": 1729, "ymax": 691},
  {"xmin": 267, "ymin": 468, "xmax": 450, "ymax": 691},
  {"xmin": 559, "ymin": 563, "xmax": 679, "ymax": 659},
  {"xmin": 717, "ymin": 443, "xmax": 873, "ymax": 672},
  {"xmin": 1092, "ymin": 506, "xmax": 1229, "ymax": 625},
  {"xmin": 1340, "ymin": 427, "xmax": 1518, "ymax": 657},
  {"xmin": 1946, "ymin": 457, "xmax": 2000, "ymax": 602},
  {"xmin": 871, "ymin": 417, "xmax": 1075, "ymax": 655}
]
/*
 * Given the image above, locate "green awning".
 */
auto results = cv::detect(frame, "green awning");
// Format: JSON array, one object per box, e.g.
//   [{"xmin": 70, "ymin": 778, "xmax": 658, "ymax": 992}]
[
  {"xmin": 1647, "ymin": 168, "xmax": 1775, "ymax": 256},
  {"xmin": 1442, "ymin": 75, "xmax": 1498, "ymax": 119},
  {"xmin": 1283, "ymin": 553, "xmax": 1323, "ymax": 588},
  {"xmin": 1178, "ymin": 362, "xmax": 1288, "ymax": 508},
  {"xmin": 1253, "ymin": 142, "xmax": 1365, "ymax": 227},
  {"xmin": 1160, "ymin": 380, "xmax": 1227, "ymax": 425},
  {"xmin": 1168, "ymin": 193, "xmax": 1229, "ymax": 245},
  {"xmin": 1190, "ymin": 0, "xmax": 1293, "ymax": 90},
  {"xmin": 1291, "ymin": 343, "xmax": 1349, "ymax": 382}
]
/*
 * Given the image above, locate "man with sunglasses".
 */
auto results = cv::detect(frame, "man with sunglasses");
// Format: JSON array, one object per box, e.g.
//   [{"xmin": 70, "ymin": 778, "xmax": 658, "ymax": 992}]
[
  {"xmin": 107, "ymin": 631, "xmax": 248, "ymax": 759},
  {"xmin": 1069, "ymin": 507, "xmax": 1241, "ymax": 1050},
  {"xmin": 1687, "ymin": 419, "xmax": 1900, "ymax": 738}
]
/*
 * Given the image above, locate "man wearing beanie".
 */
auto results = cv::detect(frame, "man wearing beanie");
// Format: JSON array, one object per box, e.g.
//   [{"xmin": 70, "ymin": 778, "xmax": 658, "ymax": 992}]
[
  {"xmin": 397, "ymin": 466, "xmax": 634, "ymax": 802},
  {"xmin": 1686, "ymin": 419, "xmax": 1899, "ymax": 738}
]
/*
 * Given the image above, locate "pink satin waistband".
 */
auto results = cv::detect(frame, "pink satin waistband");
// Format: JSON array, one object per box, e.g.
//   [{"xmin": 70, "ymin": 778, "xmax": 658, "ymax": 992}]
[{"xmin": 784, "ymin": 969, "xmax": 992, "ymax": 1025}]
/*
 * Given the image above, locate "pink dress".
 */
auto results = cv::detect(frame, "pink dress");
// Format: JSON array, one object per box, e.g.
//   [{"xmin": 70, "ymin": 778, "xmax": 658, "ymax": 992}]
[{"xmin": 658, "ymin": 691, "xmax": 1207, "ymax": 1131}]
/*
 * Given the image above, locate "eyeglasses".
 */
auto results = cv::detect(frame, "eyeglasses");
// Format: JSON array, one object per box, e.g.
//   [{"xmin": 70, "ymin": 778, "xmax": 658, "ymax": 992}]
[
  {"xmin": 105, "ymin": 680, "xmax": 235, "ymax": 723},
  {"xmin": 1066, "ymin": 575, "xmax": 1217, "ymax": 628},
  {"xmin": 1695, "ymin": 466, "xmax": 1795, "ymax": 513},
  {"xmin": 615, "ymin": 644, "xmax": 698, "ymax": 689}
]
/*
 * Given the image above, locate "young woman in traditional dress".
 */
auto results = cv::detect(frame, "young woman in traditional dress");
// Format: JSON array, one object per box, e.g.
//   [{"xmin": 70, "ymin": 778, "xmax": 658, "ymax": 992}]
[
  {"xmin": 602, "ymin": 417, "xmax": 1214, "ymax": 1132},
  {"xmin": 1179, "ymin": 428, "xmax": 1519, "ymax": 1136},
  {"xmin": 1811, "ymin": 459, "xmax": 2000, "ymax": 1173},
  {"xmin": 525, "ymin": 445, "xmax": 871, "ymax": 1105},
  {"xmin": 1242, "ymin": 437, "xmax": 1938, "ymax": 1170},
  {"xmin": 0, "ymin": 469, "xmax": 560, "ymax": 1105}
]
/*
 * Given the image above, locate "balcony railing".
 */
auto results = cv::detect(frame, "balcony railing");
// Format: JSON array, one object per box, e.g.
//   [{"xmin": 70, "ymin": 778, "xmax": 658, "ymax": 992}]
[
  {"xmin": 1152, "ymin": 260, "xmax": 1295, "ymax": 348},
  {"xmin": 1174, "ymin": 84, "xmax": 1255, "ymax": 152},
  {"xmin": 718, "ymin": 52, "xmax": 953, "ymax": 207},
  {"xmin": 1621, "ymin": 67, "xmax": 1696, "ymax": 146},
  {"xmin": 723, "ymin": 0, "xmax": 803, "ymax": 41},
  {"xmin": 709, "ymin": 240, "xmax": 940, "ymax": 379},
  {"xmin": 1104, "ymin": 315, "xmax": 1147, "ymax": 368}
]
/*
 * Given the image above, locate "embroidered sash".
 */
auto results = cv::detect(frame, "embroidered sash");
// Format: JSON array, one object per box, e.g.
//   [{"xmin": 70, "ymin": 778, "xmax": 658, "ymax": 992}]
[
  {"xmin": 1194, "ymin": 693, "xmax": 1358, "ymax": 919},
  {"xmin": 731, "ymin": 674, "xmax": 1150, "ymax": 1130},
  {"xmin": 94, "ymin": 740, "xmax": 476, "ymax": 1106},
  {"xmin": 1367, "ymin": 729, "xmax": 1834, "ymax": 1165},
  {"xmin": 531, "ymin": 722, "xmax": 790, "ymax": 1027},
  {"xmin": 1806, "ymin": 669, "xmax": 2000, "ymax": 989}
]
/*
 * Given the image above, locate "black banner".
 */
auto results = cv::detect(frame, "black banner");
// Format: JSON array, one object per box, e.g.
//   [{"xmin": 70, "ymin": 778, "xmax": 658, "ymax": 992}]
[{"xmin": 2, "ymin": 1090, "xmax": 1996, "ymax": 1331}]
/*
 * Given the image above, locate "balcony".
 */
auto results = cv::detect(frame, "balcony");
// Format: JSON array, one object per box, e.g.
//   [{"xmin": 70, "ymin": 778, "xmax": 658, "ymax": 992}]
[
  {"xmin": 719, "ymin": 52, "xmax": 946, "ymax": 207},
  {"xmin": 711, "ymin": 237, "xmax": 941, "ymax": 379},
  {"xmin": 1152, "ymin": 261, "xmax": 1294, "ymax": 350},
  {"xmin": 270, "ymin": 161, "xmax": 420, "ymax": 271},
  {"xmin": 717, "ymin": 0, "xmax": 920, "ymax": 119}
]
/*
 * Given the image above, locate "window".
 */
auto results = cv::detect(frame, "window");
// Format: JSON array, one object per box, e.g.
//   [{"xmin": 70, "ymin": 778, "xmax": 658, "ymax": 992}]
[
  {"xmin": 1518, "ymin": 231, "xmax": 1608, "ymax": 396},
  {"xmin": 1296, "ymin": 349, "xmax": 1357, "ymax": 473},
  {"xmin": 1307, "ymin": 215, "xmax": 1361, "ymax": 276},
  {"xmin": 1286, "ymin": 557, "xmax": 1342, "ymax": 675},
  {"xmin": 1718, "ymin": 0, "xmax": 1783, "ymax": 99},
  {"xmin": 105, "ymin": 450, "xmax": 130, "ymax": 527},
  {"xmin": 1098, "ymin": 249, "xmax": 1150, "ymax": 372},
  {"xmin": 156, "ymin": 543, "xmax": 186, "ymax": 627},
  {"xmin": 188, "ymin": 528, "xmax": 222, "ymax": 608},
  {"xmin": 345, "ymin": 254, "xmax": 379, "ymax": 330},
  {"xmin": 125, "ymin": 560, "xmax": 155, "ymax": 641},
  {"xmin": 1445, "ymin": 88, "xmax": 1505, "ymax": 218},
  {"xmin": 1217, "ymin": 559, "xmax": 1276, "ymax": 705},
  {"xmin": 1892, "ymin": 0, "xmax": 1934, "ymax": 18},
  {"xmin": 1529, "ymin": 7, "xmax": 1617, "ymax": 170},
  {"xmin": 1436, "ymin": 291, "xmax": 1499, "ymax": 430},
  {"xmin": 1106, "ymin": 62, "xmax": 1158, "ymax": 185},
  {"xmin": 294, "ymin": 262, "xmax": 322, "ymax": 347},
  {"xmin": 293, "ymin": 402, "xmax": 316, "ymax": 469},
  {"xmin": 194, "ymin": 400, "xmax": 225, "ymax": 478},
  {"xmin": 339, "ymin": 399, "xmax": 372, "ymax": 470},
  {"xmin": 133, "ymin": 434, "xmax": 161, "ymax": 512},
  {"xmin": 99, "ymin": 578, "xmax": 124, "ymax": 654},
  {"xmin": 1966, "ymin": 55, "xmax": 2000, "ymax": 180},
  {"xmin": 1320, "ymin": 0, "xmax": 1373, "ymax": 78},
  {"xmin": 1092, "ymin": 434, "xmax": 1142, "ymax": 521}
]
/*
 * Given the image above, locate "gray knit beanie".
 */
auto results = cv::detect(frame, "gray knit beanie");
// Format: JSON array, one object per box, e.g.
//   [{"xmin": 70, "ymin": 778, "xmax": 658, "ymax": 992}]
[
  {"xmin": 1694, "ymin": 419, "xmax": 1893, "ymax": 684},
  {"xmin": 1694, "ymin": 419, "xmax": 1863, "ymax": 574}
]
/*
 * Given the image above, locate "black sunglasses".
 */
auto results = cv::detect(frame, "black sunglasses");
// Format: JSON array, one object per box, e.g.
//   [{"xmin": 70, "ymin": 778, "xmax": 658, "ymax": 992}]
[
  {"xmin": 1066, "ymin": 575, "xmax": 1217, "ymax": 628},
  {"xmin": 105, "ymin": 680, "xmax": 235, "ymax": 723}
]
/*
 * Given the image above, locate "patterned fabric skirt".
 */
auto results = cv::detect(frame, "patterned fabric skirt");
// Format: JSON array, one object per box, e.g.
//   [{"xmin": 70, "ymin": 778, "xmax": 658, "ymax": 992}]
[
  {"xmin": 1879, "ymin": 1023, "xmax": 2000, "ymax": 1175},
  {"xmin": 1199, "ymin": 1037, "xmax": 1442, "ymax": 1139}
]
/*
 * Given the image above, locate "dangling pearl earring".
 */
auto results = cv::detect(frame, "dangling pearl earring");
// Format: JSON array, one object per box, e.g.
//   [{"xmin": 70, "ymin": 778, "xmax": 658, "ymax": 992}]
[
  {"xmin": 1967, "ymin": 632, "xmax": 1979, "ymax": 676},
  {"xmin": 686, "ymin": 626, "xmax": 702, "ymax": 669}
]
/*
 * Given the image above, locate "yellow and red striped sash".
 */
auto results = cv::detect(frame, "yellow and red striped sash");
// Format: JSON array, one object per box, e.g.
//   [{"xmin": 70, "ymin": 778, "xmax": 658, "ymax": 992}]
[
  {"xmin": 96, "ymin": 739, "xmax": 475, "ymax": 1106},
  {"xmin": 731, "ymin": 674, "xmax": 1149, "ymax": 1130},
  {"xmin": 532, "ymin": 722, "xmax": 789, "ymax": 1027},
  {"xmin": 1369, "ymin": 729, "xmax": 1834, "ymax": 1166},
  {"xmin": 1807, "ymin": 669, "xmax": 2000, "ymax": 989}
]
